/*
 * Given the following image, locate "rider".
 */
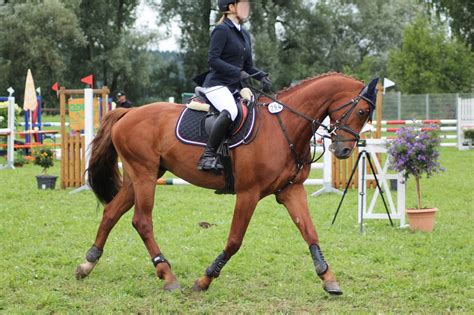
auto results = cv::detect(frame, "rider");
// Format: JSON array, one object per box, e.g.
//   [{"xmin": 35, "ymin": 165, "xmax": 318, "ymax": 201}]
[{"xmin": 197, "ymin": 0, "xmax": 272, "ymax": 173}]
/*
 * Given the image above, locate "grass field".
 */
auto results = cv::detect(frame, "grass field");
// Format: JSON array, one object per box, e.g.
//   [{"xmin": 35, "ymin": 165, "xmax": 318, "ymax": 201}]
[{"xmin": 0, "ymin": 148, "xmax": 473, "ymax": 313}]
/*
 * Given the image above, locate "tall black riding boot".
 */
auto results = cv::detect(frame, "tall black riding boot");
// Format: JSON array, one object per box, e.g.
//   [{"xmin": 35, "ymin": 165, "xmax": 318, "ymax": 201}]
[{"xmin": 197, "ymin": 110, "xmax": 232, "ymax": 174}]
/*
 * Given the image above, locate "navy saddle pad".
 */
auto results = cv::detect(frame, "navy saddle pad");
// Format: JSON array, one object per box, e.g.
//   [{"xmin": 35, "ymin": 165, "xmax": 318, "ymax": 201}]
[{"xmin": 175, "ymin": 107, "xmax": 256, "ymax": 149}]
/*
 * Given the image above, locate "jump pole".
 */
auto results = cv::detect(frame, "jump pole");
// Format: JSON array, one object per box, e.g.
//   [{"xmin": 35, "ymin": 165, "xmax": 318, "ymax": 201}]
[
  {"xmin": 0, "ymin": 88, "xmax": 15, "ymax": 169},
  {"xmin": 71, "ymin": 88, "xmax": 93, "ymax": 193}
]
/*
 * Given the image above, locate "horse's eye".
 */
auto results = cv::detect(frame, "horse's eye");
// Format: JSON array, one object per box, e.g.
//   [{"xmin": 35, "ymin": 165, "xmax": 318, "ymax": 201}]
[{"xmin": 358, "ymin": 109, "xmax": 366, "ymax": 117}]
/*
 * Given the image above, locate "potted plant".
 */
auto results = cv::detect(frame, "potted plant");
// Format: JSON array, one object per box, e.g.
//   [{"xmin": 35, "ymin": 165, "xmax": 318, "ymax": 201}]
[
  {"xmin": 387, "ymin": 126, "xmax": 444, "ymax": 232},
  {"xmin": 33, "ymin": 148, "xmax": 58, "ymax": 189}
]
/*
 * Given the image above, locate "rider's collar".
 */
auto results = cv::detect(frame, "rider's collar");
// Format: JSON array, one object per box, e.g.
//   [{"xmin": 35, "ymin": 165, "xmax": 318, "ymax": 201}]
[{"xmin": 224, "ymin": 18, "xmax": 241, "ymax": 31}]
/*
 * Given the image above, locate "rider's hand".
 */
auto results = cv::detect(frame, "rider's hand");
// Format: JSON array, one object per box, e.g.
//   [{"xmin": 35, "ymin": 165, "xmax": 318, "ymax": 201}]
[
  {"xmin": 240, "ymin": 71, "xmax": 251, "ymax": 81},
  {"xmin": 261, "ymin": 76, "xmax": 272, "ymax": 93}
]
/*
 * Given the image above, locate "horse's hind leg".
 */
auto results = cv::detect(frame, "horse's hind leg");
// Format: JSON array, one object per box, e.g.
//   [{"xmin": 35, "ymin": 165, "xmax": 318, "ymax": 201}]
[
  {"xmin": 130, "ymin": 169, "xmax": 180, "ymax": 291},
  {"xmin": 276, "ymin": 184, "xmax": 342, "ymax": 295},
  {"xmin": 76, "ymin": 173, "xmax": 135, "ymax": 279}
]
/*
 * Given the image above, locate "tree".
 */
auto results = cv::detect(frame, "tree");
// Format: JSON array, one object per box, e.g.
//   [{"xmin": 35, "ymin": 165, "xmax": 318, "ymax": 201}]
[
  {"xmin": 423, "ymin": 0, "xmax": 473, "ymax": 49},
  {"xmin": 0, "ymin": 0, "xmax": 85, "ymax": 104},
  {"xmin": 388, "ymin": 16, "xmax": 474, "ymax": 94},
  {"xmin": 156, "ymin": 0, "xmax": 213, "ymax": 93},
  {"xmin": 0, "ymin": 0, "xmax": 168, "ymax": 106},
  {"xmin": 338, "ymin": 0, "xmax": 422, "ymax": 82},
  {"xmin": 72, "ymin": 0, "xmax": 144, "ymax": 93}
]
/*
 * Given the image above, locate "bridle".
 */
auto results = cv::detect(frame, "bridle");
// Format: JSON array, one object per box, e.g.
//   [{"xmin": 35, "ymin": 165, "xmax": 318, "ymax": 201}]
[
  {"xmin": 326, "ymin": 92, "xmax": 376, "ymax": 142},
  {"xmin": 250, "ymin": 86, "xmax": 375, "ymax": 192},
  {"xmin": 255, "ymin": 86, "xmax": 375, "ymax": 146}
]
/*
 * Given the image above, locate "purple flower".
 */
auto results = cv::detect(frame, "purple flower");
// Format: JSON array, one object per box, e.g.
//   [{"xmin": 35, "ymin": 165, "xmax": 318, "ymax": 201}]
[{"xmin": 388, "ymin": 126, "xmax": 443, "ymax": 180}]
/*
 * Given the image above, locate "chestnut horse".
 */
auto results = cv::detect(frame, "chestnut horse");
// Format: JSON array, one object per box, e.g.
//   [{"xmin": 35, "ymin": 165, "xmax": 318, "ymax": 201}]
[{"xmin": 75, "ymin": 73, "xmax": 378, "ymax": 295}]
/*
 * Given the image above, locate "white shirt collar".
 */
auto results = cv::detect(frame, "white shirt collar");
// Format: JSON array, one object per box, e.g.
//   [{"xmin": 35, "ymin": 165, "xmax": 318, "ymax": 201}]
[{"xmin": 232, "ymin": 20, "xmax": 241, "ymax": 31}]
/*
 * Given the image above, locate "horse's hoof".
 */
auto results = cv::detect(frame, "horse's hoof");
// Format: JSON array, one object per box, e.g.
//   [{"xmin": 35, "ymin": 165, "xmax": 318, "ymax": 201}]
[
  {"xmin": 75, "ymin": 265, "xmax": 88, "ymax": 280},
  {"xmin": 75, "ymin": 261, "xmax": 97, "ymax": 280},
  {"xmin": 192, "ymin": 280, "xmax": 208, "ymax": 292},
  {"xmin": 163, "ymin": 281, "xmax": 181, "ymax": 292},
  {"xmin": 324, "ymin": 280, "xmax": 343, "ymax": 296}
]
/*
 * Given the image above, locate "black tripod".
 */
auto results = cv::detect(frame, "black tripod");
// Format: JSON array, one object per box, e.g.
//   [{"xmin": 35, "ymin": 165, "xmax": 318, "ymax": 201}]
[{"xmin": 331, "ymin": 140, "xmax": 393, "ymax": 232}]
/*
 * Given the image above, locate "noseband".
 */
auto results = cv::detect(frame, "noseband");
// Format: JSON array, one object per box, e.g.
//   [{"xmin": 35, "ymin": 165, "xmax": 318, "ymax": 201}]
[{"xmin": 327, "ymin": 93, "xmax": 375, "ymax": 142}]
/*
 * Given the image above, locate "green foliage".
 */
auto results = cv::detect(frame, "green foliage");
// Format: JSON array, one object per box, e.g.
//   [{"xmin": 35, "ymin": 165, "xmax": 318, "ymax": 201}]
[
  {"xmin": 0, "ymin": 101, "xmax": 20, "ymax": 128},
  {"xmin": 0, "ymin": 0, "xmax": 85, "ymax": 105},
  {"xmin": 157, "ymin": 0, "xmax": 212, "ymax": 93},
  {"xmin": 0, "ymin": 0, "xmax": 471, "ymax": 107},
  {"xmin": 0, "ymin": 0, "xmax": 162, "ymax": 106},
  {"xmin": 388, "ymin": 16, "xmax": 474, "ymax": 94},
  {"xmin": 33, "ymin": 148, "xmax": 54, "ymax": 174},
  {"xmin": 0, "ymin": 148, "xmax": 473, "ymax": 312},
  {"xmin": 422, "ymin": 0, "xmax": 474, "ymax": 49},
  {"xmin": 464, "ymin": 129, "xmax": 474, "ymax": 140},
  {"xmin": 13, "ymin": 153, "xmax": 27, "ymax": 167}
]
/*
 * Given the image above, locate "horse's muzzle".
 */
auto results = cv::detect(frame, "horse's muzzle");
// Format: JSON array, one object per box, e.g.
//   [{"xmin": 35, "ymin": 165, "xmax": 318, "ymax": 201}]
[{"xmin": 329, "ymin": 142, "xmax": 353, "ymax": 159}]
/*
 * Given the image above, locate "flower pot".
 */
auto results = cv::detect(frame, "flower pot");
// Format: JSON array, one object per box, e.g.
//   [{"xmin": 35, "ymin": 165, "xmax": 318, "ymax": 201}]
[
  {"xmin": 406, "ymin": 208, "xmax": 437, "ymax": 232},
  {"xmin": 36, "ymin": 175, "xmax": 58, "ymax": 190}
]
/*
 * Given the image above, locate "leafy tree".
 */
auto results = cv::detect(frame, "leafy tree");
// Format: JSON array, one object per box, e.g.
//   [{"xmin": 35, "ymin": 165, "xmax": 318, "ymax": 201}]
[
  {"xmin": 72, "ymin": 0, "xmax": 143, "ymax": 93},
  {"xmin": 156, "ymin": 0, "xmax": 213, "ymax": 93},
  {"xmin": 0, "ymin": 0, "xmax": 85, "ymax": 104},
  {"xmin": 422, "ymin": 0, "xmax": 473, "ymax": 49},
  {"xmin": 0, "ymin": 0, "xmax": 166, "ymax": 106},
  {"xmin": 388, "ymin": 16, "xmax": 474, "ymax": 93},
  {"xmin": 338, "ymin": 0, "xmax": 422, "ymax": 82},
  {"xmin": 153, "ymin": 0, "xmax": 427, "ymax": 93}
]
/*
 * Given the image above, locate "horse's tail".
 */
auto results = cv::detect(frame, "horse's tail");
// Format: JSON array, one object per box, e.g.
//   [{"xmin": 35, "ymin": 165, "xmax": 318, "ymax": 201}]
[{"xmin": 87, "ymin": 108, "xmax": 130, "ymax": 205}]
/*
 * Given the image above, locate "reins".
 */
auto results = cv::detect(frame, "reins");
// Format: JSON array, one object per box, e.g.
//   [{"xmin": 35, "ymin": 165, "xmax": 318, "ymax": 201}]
[{"xmin": 249, "ymin": 85, "xmax": 370, "ymax": 192}]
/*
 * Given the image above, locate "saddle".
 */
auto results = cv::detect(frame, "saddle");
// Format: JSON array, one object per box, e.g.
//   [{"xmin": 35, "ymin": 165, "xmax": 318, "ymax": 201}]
[
  {"xmin": 175, "ymin": 87, "xmax": 257, "ymax": 195},
  {"xmin": 176, "ymin": 87, "xmax": 257, "ymax": 149},
  {"xmin": 192, "ymin": 87, "xmax": 252, "ymax": 136}
]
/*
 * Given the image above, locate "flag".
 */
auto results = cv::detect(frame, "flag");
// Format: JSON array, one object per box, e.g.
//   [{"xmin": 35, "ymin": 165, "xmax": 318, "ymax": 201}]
[
  {"xmin": 383, "ymin": 78, "xmax": 396, "ymax": 89},
  {"xmin": 51, "ymin": 82, "xmax": 59, "ymax": 92},
  {"xmin": 81, "ymin": 74, "xmax": 94, "ymax": 87},
  {"xmin": 23, "ymin": 69, "xmax": 38, "ymax": 111}
]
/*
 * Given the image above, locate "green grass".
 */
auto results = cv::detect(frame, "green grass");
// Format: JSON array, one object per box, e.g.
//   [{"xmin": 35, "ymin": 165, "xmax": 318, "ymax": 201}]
[{"xmin": 0, "ymin": 148, "xmax": 473, "ymax": 313}]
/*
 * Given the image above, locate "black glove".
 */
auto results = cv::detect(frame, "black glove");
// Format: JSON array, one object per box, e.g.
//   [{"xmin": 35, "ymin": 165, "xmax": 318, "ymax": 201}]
[
  {"xmin": 261, "ymin": 76, "xmax": 272, "ymax": 93},
  {"xmin": 240, "ymin": 71, "xmax": 250, "ymax": 81}
]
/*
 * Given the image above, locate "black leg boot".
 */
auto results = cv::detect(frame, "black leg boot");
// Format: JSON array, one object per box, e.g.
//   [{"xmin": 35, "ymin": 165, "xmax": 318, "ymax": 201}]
[{"xmin": 197, "ymin": 110, "xmax": 232, "ymax": 174}]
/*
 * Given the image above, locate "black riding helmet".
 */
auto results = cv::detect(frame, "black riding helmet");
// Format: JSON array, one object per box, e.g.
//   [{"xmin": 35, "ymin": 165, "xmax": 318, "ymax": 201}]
[{"xmin": 218, "ymin": 0, "xmax": 236, "ymax": 12}]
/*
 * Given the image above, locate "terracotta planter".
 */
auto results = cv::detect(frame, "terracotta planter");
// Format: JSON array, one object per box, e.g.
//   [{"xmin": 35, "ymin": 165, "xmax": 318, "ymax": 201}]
[
  {"xmin": 36, "ymin": 175, "xmax": 58, "ymax": 190},
  {"xmin": 406, "ymin": 208, "xmax": 438, "ymax": 232}
]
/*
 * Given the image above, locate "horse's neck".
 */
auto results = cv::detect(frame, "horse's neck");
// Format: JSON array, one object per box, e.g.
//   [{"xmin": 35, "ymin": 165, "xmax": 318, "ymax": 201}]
[{"xmin": 278, "ymin": 88, "xmax": 330, "ymax": 146}]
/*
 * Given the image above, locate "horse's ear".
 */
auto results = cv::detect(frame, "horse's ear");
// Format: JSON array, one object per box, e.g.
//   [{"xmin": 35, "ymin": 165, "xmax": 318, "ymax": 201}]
[
  {"xmin": 359, "ymin": 78, "xmax": 379, "ymax": 103},
  {"xmin": 365, "ymin": 78, "xmax": 379, "ymax": 105},
  {"xmin": 360, "ymin": 78, "xmax": 379, "ymax": 122}
]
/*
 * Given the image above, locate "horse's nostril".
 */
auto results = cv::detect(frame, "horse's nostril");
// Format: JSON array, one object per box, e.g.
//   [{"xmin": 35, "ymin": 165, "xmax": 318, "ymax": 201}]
[{"xmin": 342, "ymin": 148, "xmax": 351, "ymax": 156}]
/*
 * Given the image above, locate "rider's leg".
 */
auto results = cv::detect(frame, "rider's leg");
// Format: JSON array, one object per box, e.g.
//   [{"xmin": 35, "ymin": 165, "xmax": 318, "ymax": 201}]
[
  {"xmin": 197, "ymin": 110, "xmax": 232, "ymax": 173},
  {"xmin": 197, "ymin": 87, "xmax": 237, "ymax": 173}
]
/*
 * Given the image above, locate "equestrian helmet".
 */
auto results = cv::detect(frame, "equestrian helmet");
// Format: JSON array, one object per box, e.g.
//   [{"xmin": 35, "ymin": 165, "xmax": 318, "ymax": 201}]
[{"xmin": 218, "ymin": 0, "xmax": 236, "ymax": 12}]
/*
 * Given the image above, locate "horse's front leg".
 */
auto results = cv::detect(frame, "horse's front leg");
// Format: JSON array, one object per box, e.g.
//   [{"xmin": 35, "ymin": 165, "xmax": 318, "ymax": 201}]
[
  {"xmin": 193, "ymin": 192, "xmax": 259, "ymax": 291},
  {"xmin": 276, "ymin": 184, "xmax": 342, "ymax": 295}
]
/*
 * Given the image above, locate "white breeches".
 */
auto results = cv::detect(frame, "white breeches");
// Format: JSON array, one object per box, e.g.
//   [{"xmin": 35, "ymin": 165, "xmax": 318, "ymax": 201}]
[{"xmin": 204, "ymin": 86, "xmax": 238, "ymax": 121}]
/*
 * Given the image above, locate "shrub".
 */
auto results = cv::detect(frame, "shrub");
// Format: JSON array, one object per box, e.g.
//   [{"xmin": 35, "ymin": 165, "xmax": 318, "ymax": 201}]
[
  {"xmin": 463, "ymin": 129, "xmax": 474, "ymax": 141},
  {"xmin": 0, "ymin": 101, "xmax": 21, "ymax": 129}
]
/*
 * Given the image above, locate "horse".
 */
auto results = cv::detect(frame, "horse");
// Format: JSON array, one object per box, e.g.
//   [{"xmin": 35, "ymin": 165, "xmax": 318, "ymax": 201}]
[{"xmin": 75, "ymin": 72, "xmax": 378, "ymax": 295}]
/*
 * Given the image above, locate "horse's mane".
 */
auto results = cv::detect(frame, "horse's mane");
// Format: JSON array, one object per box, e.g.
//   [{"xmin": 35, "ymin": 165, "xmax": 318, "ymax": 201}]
[{"xmin": 278, "ymin": 72, "xmax": 363, "ymax": 97}]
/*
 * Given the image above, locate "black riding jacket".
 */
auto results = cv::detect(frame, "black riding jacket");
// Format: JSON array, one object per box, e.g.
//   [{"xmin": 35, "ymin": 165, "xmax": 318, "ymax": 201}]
[{"xmin": 203, "ymin": 18, "xmax": 266, "ymax": 90}]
